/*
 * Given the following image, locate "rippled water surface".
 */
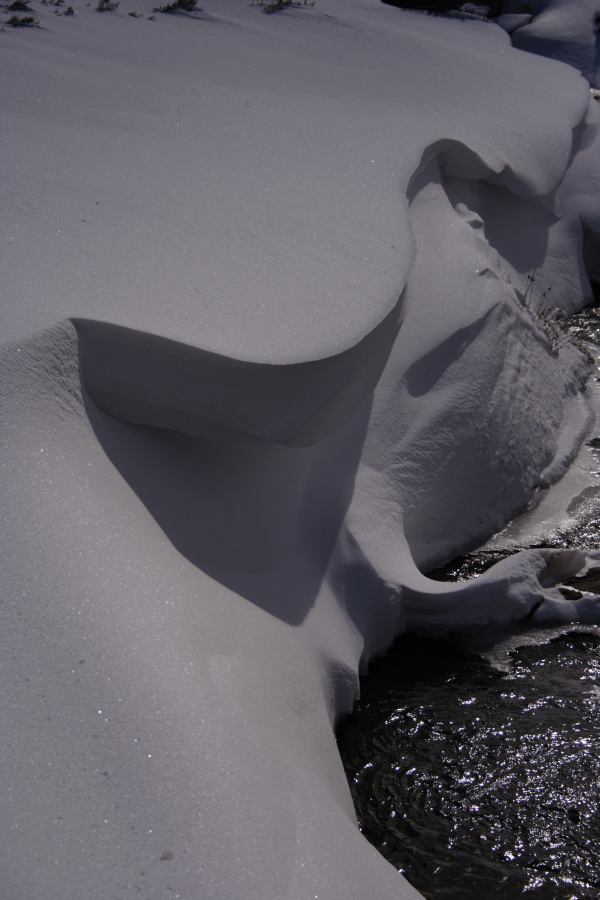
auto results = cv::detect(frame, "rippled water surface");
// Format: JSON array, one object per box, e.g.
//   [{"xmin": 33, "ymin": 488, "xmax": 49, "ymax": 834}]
[{"xmin": 337, "ymin": 631, "xmax": 600, "ymax": 898}]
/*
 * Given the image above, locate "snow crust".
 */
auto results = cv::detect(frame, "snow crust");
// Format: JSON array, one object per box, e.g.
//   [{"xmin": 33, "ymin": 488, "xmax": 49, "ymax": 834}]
[{"xmin": 3, "ymin": 0, "xmax": 600, "ymax": 897}]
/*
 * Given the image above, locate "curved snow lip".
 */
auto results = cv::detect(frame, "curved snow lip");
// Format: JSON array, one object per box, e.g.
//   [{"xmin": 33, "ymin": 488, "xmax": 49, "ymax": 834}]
[
  {"xmin": 408, "ymin": 135, "xmax": 565, "ymax": 202},
  {"xmin": 339, "ymin": 521, "xmax": 600, "ymax": 662},
  {"xmin": 75, "ymin": 137, "xmax": 531, "ymax": 453},
  {"xmin": 73, "ymin": 292, "xmax": 403, "ymax": 448}
]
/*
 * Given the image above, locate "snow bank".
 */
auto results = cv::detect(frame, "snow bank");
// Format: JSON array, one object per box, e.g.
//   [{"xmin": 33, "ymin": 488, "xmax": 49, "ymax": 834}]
[
  {"xmin": 2, "ymin": 0, "xmax": 600, "ymax": 897},
  {"xmin": 510, "ymin": 0, "xmax": 600, "ymax": 88},
  {"xmin": 495, "ymin": 12, "xmax": 531, "ymax": 34}
]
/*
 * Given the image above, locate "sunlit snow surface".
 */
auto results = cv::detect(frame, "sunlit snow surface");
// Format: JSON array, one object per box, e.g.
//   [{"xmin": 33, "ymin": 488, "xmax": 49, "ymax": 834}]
[{"xmin": 2, "ymin": 0, "xmax": 600, "ymax": 897}]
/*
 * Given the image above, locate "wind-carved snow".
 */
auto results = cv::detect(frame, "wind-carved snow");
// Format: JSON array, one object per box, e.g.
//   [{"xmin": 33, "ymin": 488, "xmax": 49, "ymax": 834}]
[{"xmin": 2, "ymin": 0, "xmax": 600, "ymax": 898}]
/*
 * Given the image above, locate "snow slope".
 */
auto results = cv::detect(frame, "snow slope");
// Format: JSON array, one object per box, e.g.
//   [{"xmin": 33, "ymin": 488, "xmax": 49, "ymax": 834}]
[
  {"xmin": 2, "ymin": 0, "xmax": 600, "ymax": 897},
  {"xmin": 509, "ymin": 0, "xmax": 600, "ymax": 88}
]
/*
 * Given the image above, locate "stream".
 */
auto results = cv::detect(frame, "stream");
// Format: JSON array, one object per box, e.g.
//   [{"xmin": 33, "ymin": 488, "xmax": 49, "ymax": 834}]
[{"xmin": 337, "ymin": 307, "xmax": 600, "ymax": 898}]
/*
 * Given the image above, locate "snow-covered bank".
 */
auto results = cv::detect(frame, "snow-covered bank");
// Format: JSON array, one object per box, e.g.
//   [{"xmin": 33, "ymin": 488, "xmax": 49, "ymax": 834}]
[
  {"xmin": 3, "ymin": 1, "xmax": 600, "ymax": 897},
  {"xmin": 508, "ymin": 0, "xmax": 600, "ymax": 89}
]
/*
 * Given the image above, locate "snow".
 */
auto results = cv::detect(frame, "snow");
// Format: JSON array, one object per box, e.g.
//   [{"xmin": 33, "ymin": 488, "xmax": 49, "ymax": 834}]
[
  {"xmin": 2, "ymin": 0, "xmax": 600, "ymax": 897},
  {"xmin": 495, "ymin": 12, "xmax": 531, "ymax": 34},
  {"xmin": 511, "ymin": 0, "xmax": 600, "ymax": 88}
]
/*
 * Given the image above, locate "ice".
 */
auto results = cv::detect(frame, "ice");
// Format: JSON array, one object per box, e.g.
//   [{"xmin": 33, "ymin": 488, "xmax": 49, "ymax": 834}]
[{"xmin": 2, "ymin": 0, "xmax": 600, "ymax": 897}]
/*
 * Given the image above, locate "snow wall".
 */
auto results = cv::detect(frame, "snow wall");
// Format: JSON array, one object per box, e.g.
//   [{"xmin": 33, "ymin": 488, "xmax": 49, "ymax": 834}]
[{"xmin": 2, "ymin": 0, "xmax": 600, "ymax": 897}]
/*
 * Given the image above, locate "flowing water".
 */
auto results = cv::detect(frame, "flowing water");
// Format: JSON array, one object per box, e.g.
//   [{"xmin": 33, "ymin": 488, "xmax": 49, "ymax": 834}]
[
  {"xmin": 337, "ymin": 629, "xmax": 600, "ymax": 898},
  {"xmin": 337, "ymin": 309, "xmax": 600, "ymax": 898}
]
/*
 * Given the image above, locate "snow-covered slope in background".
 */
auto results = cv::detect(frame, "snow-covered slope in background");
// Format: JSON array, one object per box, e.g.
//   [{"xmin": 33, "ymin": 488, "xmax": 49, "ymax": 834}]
[
  {"xmin": 3, "ymin": 1, "xmax": 600, "ymax": 897},
  {"xmin": 513, "ymin": 0, "xmax": 600, "ymax": 88},
  {"xmin": 508, "ymin": 0, "xmax": 600, "ymax": 88}
]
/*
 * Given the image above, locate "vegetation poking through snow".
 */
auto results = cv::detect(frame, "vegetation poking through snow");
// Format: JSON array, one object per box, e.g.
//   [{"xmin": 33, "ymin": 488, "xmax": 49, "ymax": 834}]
[
  {"xmin": 252, "ymin": 0, "xmax": 315, "ymax": 13},
  {"xmin": 520, "ymin": 269, "xmax": 590, "ymax": 358},
  {"xmin": 155, "ymin": 0, "xmax": 197, "ymax": 12},
  {"xmin": 96, "ymin": 0, "xmax": 118, "ymax": 10},
  {"xmin": 521, "ymin": 269, "xmax": 562, "ymax": 353},
  {"xmin": 6, "ymin": 11, "xmax": 38, "ymax": 22}
]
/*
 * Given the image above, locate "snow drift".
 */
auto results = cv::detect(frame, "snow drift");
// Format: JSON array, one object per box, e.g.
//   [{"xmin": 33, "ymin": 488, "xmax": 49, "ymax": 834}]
[
  {"xmin": 2, "ymin": 0, "xmax": 600, "ymax": 897},
  {"xmin": 508, "ymin": 0, "xmax": 600, "ymax": 89}
]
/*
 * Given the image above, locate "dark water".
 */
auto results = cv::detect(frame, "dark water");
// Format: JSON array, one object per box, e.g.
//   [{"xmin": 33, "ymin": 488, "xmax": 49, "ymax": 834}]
[
  {"xmin": 337, "ymin": 308, "xmax": 600, "ymax": 898},
  {"xmin": 337, "ymin": 630, "xmax": 600, "ymax": 899}
]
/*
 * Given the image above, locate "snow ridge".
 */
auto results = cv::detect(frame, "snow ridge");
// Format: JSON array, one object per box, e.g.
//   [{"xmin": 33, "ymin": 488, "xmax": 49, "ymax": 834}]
[{"xmin": 3, "ymin": 1, "xmax": 600, "ymax": 898}]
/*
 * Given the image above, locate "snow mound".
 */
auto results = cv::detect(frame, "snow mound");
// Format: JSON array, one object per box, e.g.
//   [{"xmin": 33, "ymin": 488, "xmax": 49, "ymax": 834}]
[
  {"xmin": 495, "ymin": 12, "xmax": 531, "ymax": 34},
  {"xmin": 511, "ymin": 0, "xmax": 600, "ymax": 88},
  {"xmin": 3, "ymin": 0, "xmax": 600, "ymax": 898}
]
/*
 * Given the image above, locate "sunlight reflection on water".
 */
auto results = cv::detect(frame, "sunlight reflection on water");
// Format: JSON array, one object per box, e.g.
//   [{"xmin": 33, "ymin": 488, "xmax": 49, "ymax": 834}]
[{"xmin": 337, "ymin": 629, "xmax": 600, "ymax": 899}]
